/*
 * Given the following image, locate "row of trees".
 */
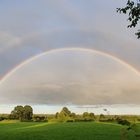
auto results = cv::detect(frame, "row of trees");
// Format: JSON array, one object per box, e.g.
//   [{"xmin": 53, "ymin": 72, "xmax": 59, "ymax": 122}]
[
  {"xmin": 1, "ymin": 106, "xmax": 96, "ymax": 122},
  {"xmin": 55, "ymin": 107, "xmax": 95, "ymax": 122},
  {"xmin": 0, "ymin": 105, "xmax": 135, "ymax": 125}
]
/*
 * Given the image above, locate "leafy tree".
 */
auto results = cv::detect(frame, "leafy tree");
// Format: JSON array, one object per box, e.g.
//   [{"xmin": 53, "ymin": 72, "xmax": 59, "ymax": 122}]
[
  {"xmin": 55, "ymin": 112, "xmax": 59, "ymax": 119},
  {"xmin": 117, "ymin": 0, "xmax": 140, "ymax": 38},
  {"xmin": 60, "ymin": 107, "xmax": 71, "ymax": 117},
  {"xmin": 83, "ymin": 112, "xmax": 89, "ymax": 119},
  {"xmin": 89, "ymin": 112, "xmax": 95, "ymax": 120},
  {"xmin": 23, "ymin": 105, "xmax": 33, "ymax": 121},
  {"xmin": 56, "ymin": 107, "xmax": 72, "ymax": 122},
  {"xmin": 82, "ymin": 112, "xmax": 95, "ymax": 121},
  {"xmin": 11, "ymin": 106, "xmax": 24, "ymax": 121},
  {"xmin": 11, "ymin": 105, "xmax": 33, "ymax": 121},
  {"xmin": 70, "ymin": 112, "xmax": 76, "ymax": 118},
  {"xmin": 99, "ymin": 114, "xmax": 105, "ymax": 121}
]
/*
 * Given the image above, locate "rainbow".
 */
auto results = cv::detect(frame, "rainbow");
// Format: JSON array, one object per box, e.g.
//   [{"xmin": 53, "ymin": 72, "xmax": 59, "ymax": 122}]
[{"xmin": 0, "ymin": 47, "xmax": 140, "ymax": 85}]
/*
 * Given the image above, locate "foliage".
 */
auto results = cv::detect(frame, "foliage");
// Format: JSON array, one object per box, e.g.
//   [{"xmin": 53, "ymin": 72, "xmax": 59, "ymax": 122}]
[
  {"xmin": 32, "ymin": 115, "xmax": 48, "ymax": 122},
  {"xmin": 55, "ymin": 107, "xmax": 72, "ymax": 122},
  {"xmin": 60, "ymin": 107, "xmax": 71, "ymax": 117},
  {"xmin": 99, "ymin": 114, "xmax": 115, "ymax": 122},
  {"xmin": 11, "ymin": 106, "xmax": 24, "ymax": 120},
  {"xmin": 54, "ymin": 107, "xmax": 95, "ymax": 122},
  {"xmin": 0, "ymin": 114, "xmax": 9, "ymax": 121},
  {"xmin": 0, "ymin": 117, "xmax": 5, "ymax": 121},
  {"xmin": 10, "ymin": 105, "xmax": 33, "ymax": 121},
  {"xmin": 99, "ymin": 114, "xmax": 105, "ymax": 121},
  {"xmin": 117, "ymin": 0, "xmax": 140, "ymax": 38},
  {"xmin": 70, "ymin": 112, "xmax": 76, "ymax": 118},
  {"xmin": 82, "ymin": 112, "xmax": 95, "ymax": 121},
  {"xmin": 23, "ymin": 105, "xmax": 33, "ymax": 121},
  {"xmin": 116, "ymin": 117, "xmax": 131, "ymax": 126},
  {"xmin": 55, "ymin": 112, "xmax": 59, "ymax": 119}
]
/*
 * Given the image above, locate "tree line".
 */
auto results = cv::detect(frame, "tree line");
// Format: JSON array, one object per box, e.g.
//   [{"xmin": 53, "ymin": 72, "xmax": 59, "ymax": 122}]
[
  {"xmin": 0, "ymin": 105, "xmax": 138, "ymax": 126},
  {"xmin": 0, "ymin": 105, "xmax": 96, "ymax": 122},
  {"xmin": 7, "ymin": 105, "xmax": 96, "ymax": 122}
]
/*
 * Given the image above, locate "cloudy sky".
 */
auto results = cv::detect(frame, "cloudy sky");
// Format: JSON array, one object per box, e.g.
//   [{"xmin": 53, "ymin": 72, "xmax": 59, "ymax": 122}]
[{"xmin": 0, "ymin": 0, "xmax": 140, "ymax": 114}]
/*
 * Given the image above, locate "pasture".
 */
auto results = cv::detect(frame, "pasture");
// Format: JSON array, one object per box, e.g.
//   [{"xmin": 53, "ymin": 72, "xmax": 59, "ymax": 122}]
[{"xmin": 0, "ymin": 121, "xmax": 138, "ymax": 140}]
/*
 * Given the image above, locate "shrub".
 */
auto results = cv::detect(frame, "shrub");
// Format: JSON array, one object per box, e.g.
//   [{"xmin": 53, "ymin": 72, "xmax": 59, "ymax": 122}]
[
  {"xmin": 66, "ymin": 119, "xmax": 74, "ymax": 122},
  {"xmin": 32, "ymin": 115, "xmax": 48, "ymax": 122},
  {"xmin": 0, "ymin": 114, "xmax": 10, "ymax": 121},
  {"xmin": 0, "ymin": 117, "xmax": 4, "ymax": 121},
  {"xmin": 116, "ymin": 118, "xmax": 130, "ymax": 126}
]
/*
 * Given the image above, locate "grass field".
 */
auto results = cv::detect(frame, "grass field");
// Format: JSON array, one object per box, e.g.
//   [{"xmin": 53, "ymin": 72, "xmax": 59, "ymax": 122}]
[{"xmin": 0, "ymin": 120, "xmax": 138, "ymax": 140}]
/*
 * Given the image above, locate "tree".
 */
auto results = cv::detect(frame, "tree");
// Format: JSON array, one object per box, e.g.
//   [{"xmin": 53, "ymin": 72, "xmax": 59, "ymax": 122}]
[
  {"xmin": 11, "ymin": 105, "xmax": 24, "ymax": 121},
  {"xmin": 60, "ymin": 107, "xmax": 71, "ymax": 117},
  {"xmin": 70, "ymin": 112, "xmax": 76, "ymax": 118},
  {"xmin": 23, "ymin": 105, "xmax": 33, "ymax": 121},
  {"xmin": 99, "ymin": 114, "xmax": 105, "ymax": 121},
  {"xmin": 82, "ymin": 112, "xmax": 95, "ymax": 121},
  {"xmin": 11, "ymin": 105, "xmax": 33, "ymax": 121},
  {"xmin": 89, "ymin": 112, "xmax": 95, "ymax": 120},
  {"xmin": 83, "ymin": 112, "xmax": 89, "ymax": 119},
  {"xmin": 117, "ymin": 0, "xmax": 140, "ymax": 38},
  {"xmin": 56, "ymin": 107, "xmax": 72, "ymax": 122},
  {"xmin": 55, "ymin": 112, "xmax": 59, "ymax": 119}
]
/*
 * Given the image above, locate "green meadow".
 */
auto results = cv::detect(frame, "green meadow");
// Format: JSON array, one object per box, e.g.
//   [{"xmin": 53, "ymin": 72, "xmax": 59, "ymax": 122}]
[{"xmin": 0, "ymin": 120, "xmax": 139, "ymax": 140}]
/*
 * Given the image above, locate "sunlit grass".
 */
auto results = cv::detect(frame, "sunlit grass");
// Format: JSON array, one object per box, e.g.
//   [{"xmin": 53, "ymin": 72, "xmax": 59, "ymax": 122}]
[
  {"xmin": 0, "ymin": 121, "xmax": 138, "ymax": 140},
  {"xmin": 0, "ymin": 120, "xmax": 19, "ymax": 124}
]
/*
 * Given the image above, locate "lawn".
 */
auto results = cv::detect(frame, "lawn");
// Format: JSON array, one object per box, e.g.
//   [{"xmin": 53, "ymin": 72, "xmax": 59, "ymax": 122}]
[{"xmin": 0, "ymin": 121, "xmax": 138, "ymax": 140}]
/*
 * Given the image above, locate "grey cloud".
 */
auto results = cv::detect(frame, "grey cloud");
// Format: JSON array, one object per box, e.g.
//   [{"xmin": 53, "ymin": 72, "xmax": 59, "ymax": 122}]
[
  {"xmin": 1, "ymin": 29, "xmax": 140, "ymax": 78},
  {"xmin": 0, "ymin": 51, "xmax": 140, "ymax": 105},
  {"xmin": 1, "ymin": 82, "xmax": 140, "ymax": 105}
]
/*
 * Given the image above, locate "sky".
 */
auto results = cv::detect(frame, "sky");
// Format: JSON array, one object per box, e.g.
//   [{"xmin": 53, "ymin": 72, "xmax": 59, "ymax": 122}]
[{"xmin": 0, "ymin": 0, "xmax": 140, "ymax": 114}]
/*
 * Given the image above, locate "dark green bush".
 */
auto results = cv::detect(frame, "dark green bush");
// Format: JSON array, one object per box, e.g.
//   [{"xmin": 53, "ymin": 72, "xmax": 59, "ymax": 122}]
[
  {"xmin": 66, "ymin": 119, "xmax": 74, "ymax": 122},
  {"xmin": 116, "ymin": 118, "xmax": 130, "ymax": 126},
  {"xmin": 32, "ymin": 115, "xmax": 48, "ymax": 122}
]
